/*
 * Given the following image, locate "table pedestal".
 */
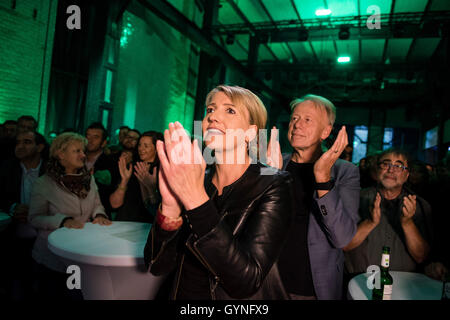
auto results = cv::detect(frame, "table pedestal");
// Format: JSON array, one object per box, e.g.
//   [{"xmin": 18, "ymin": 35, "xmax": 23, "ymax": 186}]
[{"xmin": 59, "ymin": 256, "xmax": 167, "ymax": 300}]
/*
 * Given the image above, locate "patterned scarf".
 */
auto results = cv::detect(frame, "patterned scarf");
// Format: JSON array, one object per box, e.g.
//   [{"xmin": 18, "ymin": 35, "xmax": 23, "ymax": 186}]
[{"xmin": 46, "ymin": 157, "xmax": 91, "ymax": 199}]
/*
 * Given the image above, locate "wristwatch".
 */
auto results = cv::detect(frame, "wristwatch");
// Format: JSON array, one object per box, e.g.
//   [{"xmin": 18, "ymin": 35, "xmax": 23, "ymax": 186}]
[{"xmin": 314, "ymin": 179, "xmax": 335, "ymax": 190}]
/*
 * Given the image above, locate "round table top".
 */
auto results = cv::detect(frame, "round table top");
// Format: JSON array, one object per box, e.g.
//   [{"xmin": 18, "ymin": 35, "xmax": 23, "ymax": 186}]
[
  {"xmin": 0, "ymin": 212, "xmax": 12, "ymax": 231},
  {"xmin": 48, "ymin": 222, "xmax": 151, "ymax": 267},
  {"xmin": 348, "ymin": 271, "xmax": 443, "ymax": 300}
]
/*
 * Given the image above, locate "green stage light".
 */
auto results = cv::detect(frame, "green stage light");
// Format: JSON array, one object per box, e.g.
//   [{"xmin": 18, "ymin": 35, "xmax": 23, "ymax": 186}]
[
  {"xmin": 337, "ymin": 56, "xmax": 351, "ymax": 63},
  {"xmin": 315, "ymin": 9, "xmax": 332, "ymax": 16}
]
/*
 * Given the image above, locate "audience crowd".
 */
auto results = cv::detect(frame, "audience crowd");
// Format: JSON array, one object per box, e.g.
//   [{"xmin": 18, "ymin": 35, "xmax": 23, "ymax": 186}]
[{"xmin": 0, "ymin": 90, "xmax": 449, "ymax": 300}]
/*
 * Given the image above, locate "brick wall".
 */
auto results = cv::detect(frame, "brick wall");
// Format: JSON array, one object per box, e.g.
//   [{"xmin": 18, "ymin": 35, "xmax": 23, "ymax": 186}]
[{"xmin": 0, "ymin": 0, "xmax": 57, "ymax": 133}]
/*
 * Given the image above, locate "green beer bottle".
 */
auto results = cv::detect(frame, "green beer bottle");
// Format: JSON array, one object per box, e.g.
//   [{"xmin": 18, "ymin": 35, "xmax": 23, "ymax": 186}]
[{"xmin": 372, "ymin": 246, "xmax": 393, "ymax": 300}]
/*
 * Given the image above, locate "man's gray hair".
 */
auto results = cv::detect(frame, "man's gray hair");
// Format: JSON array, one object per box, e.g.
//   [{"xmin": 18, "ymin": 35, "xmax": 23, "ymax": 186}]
[{"xmin": 290, "ymin": 94, "xmax": 336, "ymax": 126}]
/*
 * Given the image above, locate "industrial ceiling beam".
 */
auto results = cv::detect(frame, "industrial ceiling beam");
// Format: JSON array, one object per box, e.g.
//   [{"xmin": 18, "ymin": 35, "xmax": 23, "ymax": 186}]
[
  {"xmin": 255, "ymin": 62, "xmax": 427, "ymax": 73},
  {"xmin": 225, "ymin": 0, "xmax": 278, "ymax": 61},
  {"xmin": 213, "ymin": 11, "xmax": 450, "ymax": 33},
  {"xmin": 406, "ymin": 0, "xmax": 434, "ymax": 62},
  {"xmin": 136, "ymin": 0, "xmax": 286, "ymax": 104},
  {"xmin": 214, "ymin": 23, "xmax": 443, "ymax": 43},
  {"xmin": 212, "ymin": 11, "xmax": 450, "ymax": 42}
]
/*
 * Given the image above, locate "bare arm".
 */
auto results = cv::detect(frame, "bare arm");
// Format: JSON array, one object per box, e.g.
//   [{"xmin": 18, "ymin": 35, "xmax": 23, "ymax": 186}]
[
  {"xmin": 344, "ymin": 192, "xmax": 381, "ymax": 252},
  {"xmin": 402, "ymin": 222, "xmax": 429, "ymax": 263},
  {"xmin": 109, "ymin": 179, "xmax": 129, "ymax": 209},
  {"xmin": 344, "ymin": 219, "xmax": 377, "ymax": 251},
  {"xmin": 109, "ymin": 156, "xmax": 132, "ymax": 209}
]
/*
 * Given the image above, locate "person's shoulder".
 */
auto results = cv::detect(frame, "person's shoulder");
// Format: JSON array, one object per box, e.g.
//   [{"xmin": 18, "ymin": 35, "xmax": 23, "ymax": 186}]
[
  {"xmin": 36, "ymin": 173, "xmax": 51, "ymax": 183},
  {"xmin": 31, "ymin": 174, "xmax": 53, "ymax": 191},
  {"xmin": 335, "ymin": 158, "xmax": 358, "ymax": 171},
  {"xmin": 360, "ymin": 186, "xmax": 376, "ymax": 198},
  {"xmin": 252, "ymin": 162, "xmax": 292, "ymax": 185},
  {"xmin": 414, "ymin": 194, "xmax": 432, "ymax": 214},
  {"xmin": 333, "ymin": 159, "xmax": 359, "ymax": 183}
]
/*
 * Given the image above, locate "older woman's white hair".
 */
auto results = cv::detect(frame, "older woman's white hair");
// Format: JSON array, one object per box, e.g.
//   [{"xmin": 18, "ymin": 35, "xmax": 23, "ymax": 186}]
[{"xmin": 49, "ymin": 132, "xmax": 87, "ymax": 159}]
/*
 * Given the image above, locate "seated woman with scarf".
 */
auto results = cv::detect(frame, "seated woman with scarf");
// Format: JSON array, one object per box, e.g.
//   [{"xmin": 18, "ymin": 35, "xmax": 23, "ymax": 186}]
[{"xmin": 28, "ymin": 132, "xmax": 111, "ymax": 299}]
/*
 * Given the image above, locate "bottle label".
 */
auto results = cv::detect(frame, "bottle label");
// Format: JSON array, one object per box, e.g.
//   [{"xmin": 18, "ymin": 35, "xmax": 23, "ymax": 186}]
[
  {"xmin": 381, "ymin": 254, "xmax": 390, "ymax": 268},
  {"xmin": 383, "ymin": 285, "xmax": 392, "ymax": 300}
]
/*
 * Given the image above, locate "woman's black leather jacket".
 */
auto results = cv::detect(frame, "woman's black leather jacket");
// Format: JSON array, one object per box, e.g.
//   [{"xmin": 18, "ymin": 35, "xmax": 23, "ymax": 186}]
[{"xmin": 144, "ymin": 163, "xmax": 294, "ymax": 300}]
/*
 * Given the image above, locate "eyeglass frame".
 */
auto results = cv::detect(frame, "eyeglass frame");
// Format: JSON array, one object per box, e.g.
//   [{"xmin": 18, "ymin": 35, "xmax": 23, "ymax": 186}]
[{"xmin": 377, "ymin": 161, "xmax": 409, "ymax": 172}]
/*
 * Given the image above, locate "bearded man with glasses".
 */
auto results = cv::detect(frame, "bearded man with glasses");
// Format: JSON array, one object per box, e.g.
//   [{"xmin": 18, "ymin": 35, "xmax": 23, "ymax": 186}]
[{"xmin": 343, "ymin": 148, "xmax": 432, "ymax": 276}]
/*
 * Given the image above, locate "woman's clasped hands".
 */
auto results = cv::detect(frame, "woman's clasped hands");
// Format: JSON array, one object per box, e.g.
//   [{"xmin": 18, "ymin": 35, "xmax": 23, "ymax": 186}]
[{"xmin": 156, "ymin": 122, "xmax": 209, "ymax": 217}]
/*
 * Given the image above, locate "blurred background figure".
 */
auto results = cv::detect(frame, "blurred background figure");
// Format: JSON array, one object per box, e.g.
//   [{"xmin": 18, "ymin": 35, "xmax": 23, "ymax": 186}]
[
  {"xmin": 17, "ymin": 115, "xmax": 38, "ymax": 134},
  {"xmin": 340, "ymin": 145, "xmax": 353, "ymax": 162},
  {"xmin": 109, "ymin": 130, "xmax": 162, "ymax": 222},
  {"xmin": 109, "ymin": 126, "xmax": 130, "ymax": 155},
  {"xmin": 0, "ymin": 120, "xmax": 18, "ymax": 164},
  {"xmin": 0, "ymin": 130, "xmax": 48, "ymax": 300},
  {"xmin": 359, "ymin": 154, "xmax": 379, "ymax": 189}
]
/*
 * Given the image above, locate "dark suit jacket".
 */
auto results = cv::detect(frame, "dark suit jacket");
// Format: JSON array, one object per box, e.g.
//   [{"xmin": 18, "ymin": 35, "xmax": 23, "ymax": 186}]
[
  {"xmin": 0, "ymin": 157, "xmax": 46, "ymax": 212},
  {"xmin": 282, "ymin": 154, "xmax": 360, "ymax": 299},
  {"xmin": 92, "ymin": 152, "xmax": 116, "ymax": 219}
]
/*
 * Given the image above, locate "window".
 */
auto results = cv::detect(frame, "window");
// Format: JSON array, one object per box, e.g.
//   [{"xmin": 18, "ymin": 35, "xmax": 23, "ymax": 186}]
[
  {"xmin": 424, "ymin": 126, "xmax": 438, "ymax": 149},
  {"xmin": 104, "ymin": 70, "xmax": 113, "ymax": 103},
  {"xmin": 352, "ymin": 125, "xmax": 368, "ymax": 164},
  {"xmin": 101, "ymin": 109, "xmax": 109, "ymax": 129},
  {"xmin": 383, "ymin": 127, "xmax": 393, "ymax": 150}
]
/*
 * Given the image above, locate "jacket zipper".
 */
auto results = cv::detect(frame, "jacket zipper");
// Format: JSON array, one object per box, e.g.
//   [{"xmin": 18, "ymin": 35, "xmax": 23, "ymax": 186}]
[
  {"xmin": 172, "ymin": 253, "xmax": 185, "ymax": 300},
  {"xmin": 150, "ymin": 227, "xmax": 168, "ymax": 264},
  {"xmin": 185, "ymin": 206, "xmax": 231, "ymax": 301},
  {"xmin": 186, "ymin": 238, "xmax": 219, "ymax": 300}
]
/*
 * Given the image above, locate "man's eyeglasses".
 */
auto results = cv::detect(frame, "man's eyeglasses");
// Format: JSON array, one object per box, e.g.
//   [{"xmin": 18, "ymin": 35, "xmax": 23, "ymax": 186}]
[{"xmin": 378, "ymin": 162, "xmax": 409, "ymax": 172}]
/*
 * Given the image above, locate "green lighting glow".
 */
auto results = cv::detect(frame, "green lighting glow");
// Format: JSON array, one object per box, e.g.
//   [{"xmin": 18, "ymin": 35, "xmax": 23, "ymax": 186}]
[
  {"xmin": 315, "ymin": 9, "xmax": 332, "ymax": 16},
  {"xmin": 337, "ymin": 56, "xmax": 351, "ymax": 63},
  {"xmin": 120, "ymin": 17, "xmax": 134, "ymax": 48}
]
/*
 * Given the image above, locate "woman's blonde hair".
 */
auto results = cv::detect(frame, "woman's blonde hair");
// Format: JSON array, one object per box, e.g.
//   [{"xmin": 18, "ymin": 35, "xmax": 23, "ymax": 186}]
[
  {"xmin": 50, "ymin": 132, "xmax": 87, "ymax": 159},
  {"xmin": 205, "ymin": 85, "xmax": 267, "ymax": 130}
]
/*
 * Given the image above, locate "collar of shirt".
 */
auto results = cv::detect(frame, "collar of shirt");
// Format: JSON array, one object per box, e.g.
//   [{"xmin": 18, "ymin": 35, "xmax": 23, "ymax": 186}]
[
  {"xmin": 20, "ymin": 159, "xmax": 42, "ymax": 176},
  {"xmin": 86, "ymin": 151, "xmax": 103, "ymax": 171}
]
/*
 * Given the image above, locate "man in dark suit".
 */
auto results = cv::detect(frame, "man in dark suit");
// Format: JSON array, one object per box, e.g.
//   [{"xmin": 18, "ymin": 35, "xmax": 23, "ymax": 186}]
[
  {"xmin": 0, "ymin": 130, "xmax": 47, "ymax": 299},
  {"xmin": 272, "ymin": 94, "xmax": 360, "ymax": 300},
  {"xmin": 0, "ymin": 131, "xmax": 47, "ymax": 215},
  {"xmin": 85, "ymin": 122, "xmax": 116, "ymax": 219},
  {"xmin": 0, "ymin": 120, "xmax": 18, "ymax": 165}
]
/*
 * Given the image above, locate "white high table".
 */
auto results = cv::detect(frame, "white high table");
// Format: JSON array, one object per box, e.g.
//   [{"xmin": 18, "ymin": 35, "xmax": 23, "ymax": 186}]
[
  {"xmin": 348, "ymin": 271, "xmax": 443, "ymax": 300},
  {"xmin": 48, "ymin": 221, "xmax": 166, "ymax": 300},
  {"xmin": 0, "ymin": 212, "xmax": 12, "ymax": 233}
]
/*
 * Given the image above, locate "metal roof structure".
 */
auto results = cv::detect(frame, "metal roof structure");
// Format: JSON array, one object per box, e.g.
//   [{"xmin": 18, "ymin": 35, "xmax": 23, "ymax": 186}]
[{"xmin": 137, "ymin": 0, "xmax": 450, "ymax": 121}]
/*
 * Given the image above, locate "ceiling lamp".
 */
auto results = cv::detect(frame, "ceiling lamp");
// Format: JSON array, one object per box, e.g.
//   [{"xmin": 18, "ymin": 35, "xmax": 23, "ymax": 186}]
[
  {"xmin": 338, "ymin": 27, "xmax": 350, "ymax": 40},
  {"xmin": 337, "ymin": 56, "xmax": 351, "ymax": 63},
  {"xmin": 315, "ymin": 9, "xmax": 331, "ymax": 16}
]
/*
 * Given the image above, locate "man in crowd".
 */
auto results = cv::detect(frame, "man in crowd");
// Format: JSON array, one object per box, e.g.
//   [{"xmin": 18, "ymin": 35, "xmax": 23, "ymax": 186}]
[
  {"xmin": 0, "ymin": 120, "xmax": 18, "ymax": 164},
  {"xmin": 0, "ymin": 130, "xmax": 47, "ymax": 299},
  {"xmin": 17, "ymin": 115, "xmax": 38, "ymax": 134},
  {"xmin": 344, "ymin": 148, "xmax": 432, "ymax": 275},
  {"xmin": 85, "ymin": 122, "xmax": 110, "ymax": 172},
  {"xmin": 0, "ymin": 116, "xmax": 38, "ymax": 165},
  {"xmin": 275, "ymin": 94, "xmax": 360, "ymax": 300},
  {"xmin": 108, "ymin": 125, "xmax": 130, "ymax": 155},
  {"xmin": 0, "ymin": 130, "xmax": 47, "ymax": 214},
  {"xmin": 85, "ymin": 122, "xmax": 115, "ymax": 218},
  {"xmin": 109, "ymin": 129, "xmax": 140, "ymax": 185}
]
